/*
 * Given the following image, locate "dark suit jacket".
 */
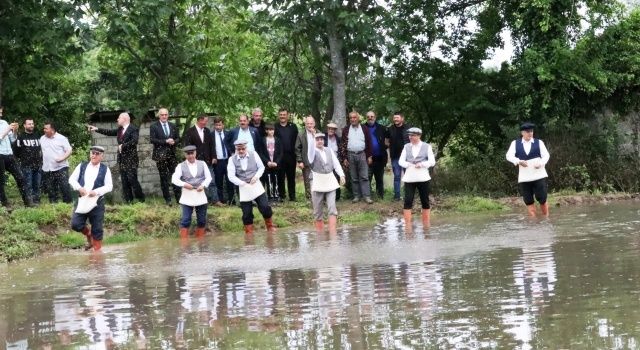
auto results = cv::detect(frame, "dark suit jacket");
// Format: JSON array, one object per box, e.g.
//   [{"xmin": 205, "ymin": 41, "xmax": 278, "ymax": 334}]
[
  {"xmin": 259, "ymin": 136, "xmax": 283, "ymax": 167},
  {"xmin": 295, "ymin": 129, "xmax": 315, "ymax": 166},
  {"xmin": 365, "ymin": 122, "xmax": 388, "ymax": 162},
  {"xmin": 183, "ymin": 126, "xmax": 214, "ymax": 163},
  {"xmin": 339, "ymin": 124, "xmax": 373, "ymax": 161},
  {"xmin": 150, "ymin": 121, "xmax": 180, "ymax": 161},
  {"xmin": 225, "ymin": 126, "xmax": 265, "ymax": 157},
  {"xmin": 96, "ymin": 124, "xmax": 139, "ymax": 170}
]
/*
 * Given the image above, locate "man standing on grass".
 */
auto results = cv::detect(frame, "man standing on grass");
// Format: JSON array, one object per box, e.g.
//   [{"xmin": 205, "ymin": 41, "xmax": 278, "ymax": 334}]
[
  {"xmin": 0, "ymin": 106, "xmax": 34, "ymax": 208},
  {"xmin": 40, "ymin": 121, "xmax": 73, "ymax": 204},
  {"xmin": 69, "ymin": 146, "xmax": 113, "ymax": 252},
  {"xmin": 14, "ymin": 118, "xmax": 43, "ymax": 205}
]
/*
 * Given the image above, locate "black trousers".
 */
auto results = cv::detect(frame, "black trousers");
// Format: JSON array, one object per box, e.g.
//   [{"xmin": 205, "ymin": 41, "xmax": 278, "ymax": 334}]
[
  {"xmin": 120, "ymin": 167, "xmax": 145, "ymax": 203},
  {"xmin": 241, "ymin": 193, "xmax": 273, "ymax": 225},
  {"xmin": 519, "ymin": 178, "xmax": 548, "ymax": 205},
  {"xmin": 156, "ymin": 157, "xmax": 180, "ymax": 203},
  {"xmin": 277, "ymin": 155, "xmax": 297, "ymax": 201},
  {"xmin": 214, "ymin": 159, "xmax": 235, "ymax": 204},
  {"xmin": 44, "ymin": 167, "xmax": 73, "ymax": 204},
  {"xmin": 368, "ymin": 156, "xmax": 386, "ymax": 199},
  {"xmin": 0, "ymin": 154, "xmax": 30, "ymax": 205},
  {"xmin": 404, "ymin": 181, "xmax": 431, "ymax": 210}
]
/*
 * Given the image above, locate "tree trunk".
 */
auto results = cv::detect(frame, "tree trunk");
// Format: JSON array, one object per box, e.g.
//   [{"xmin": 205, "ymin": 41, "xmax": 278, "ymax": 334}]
[
  {"xmin": 327, "ymin": 22, "xmax": 347, "ymax": 129},
  {"xmin": 309, "ymin": 40, "xmax": 323, "ymax": 126}
]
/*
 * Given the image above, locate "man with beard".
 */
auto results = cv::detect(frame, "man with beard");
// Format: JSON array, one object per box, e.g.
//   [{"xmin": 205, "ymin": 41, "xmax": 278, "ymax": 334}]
[
  {"xmin": 0, "ymin": 106, "xmax": 34, "ymax": 207},
  {"xmin": 14, "ymin": 117, "xmax": 43, "ymax": 204},
  {"xmin": 385, "ymin": 112, "xmax": 411, "ymax": 201}
]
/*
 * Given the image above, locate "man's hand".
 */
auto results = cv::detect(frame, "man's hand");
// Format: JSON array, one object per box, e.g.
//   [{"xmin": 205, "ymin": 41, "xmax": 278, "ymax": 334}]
[
  {"xmin": 212, "ymin": 158, "xmax": 218, "ymax": 165},
  {"xmin": 534, "ymin": 163, "xmax": 542, "ymax": 169},
  {"xmin": 87, "ymin": 190, "xmax": 98, "ymax": 197},
  {"xmin": 9, "ymin": 122, "xmax": 18, "ymax": 132},
  {"xmin": 78, "ymin": 188, "xmax": 88, "ymax": 197},
  {"xmin": 343, "ymin": 160, "xmax": 349, "ymax": 167},
  {"xmin": 268, "ymin": 161, "xmax": 277, "ymax": 168},
  {"xmin": 87, "ymin": 125, "xmax": 98, "ymax": 132},
  {"xmin": 118, "ymin": 145, "xmax": 122, "ymax": 153},
  {"xmin": 250, "ymin": 176, "xmax": 258, "ymax": 184},
  {"xmin": 414, "ymin": 162, "xmax": 422, "ymax": 168},
  {"xmin": 339, "ymin": 176, "xmax": 346, "ymax": 186},
  {"xmin": 196, "ymin": 185, "xmax": 205, "ymax": 192},
  {"xmin": 298, "ymin": 162, "xmax": 304, "ymax": 169},
  {"xmin": 184, "ymin": 183, "xmax": 194, "ymax": 190},
  {"xmin": 367, "ymin": 156, "xmax": 372, "ymax": 165},
  {"xmin": 518, "ymin": 160, "xmax": 528, "ymax": 167},
  {"xmin": 166, "ymin": 138, "xmax": 175, "ymax": 145}
]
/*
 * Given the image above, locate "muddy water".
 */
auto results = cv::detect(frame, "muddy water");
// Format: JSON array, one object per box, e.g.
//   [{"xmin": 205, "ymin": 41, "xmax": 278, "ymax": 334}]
[{"xmin": 2, "ymin": 202, "xmax": 640, "ymax": 349}]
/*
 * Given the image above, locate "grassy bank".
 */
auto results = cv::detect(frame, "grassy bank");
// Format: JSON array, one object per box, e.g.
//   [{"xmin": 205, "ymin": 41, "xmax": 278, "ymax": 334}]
[{"xmin": 1, "ymin": 190, "xmax": 637, "ymax": 263}]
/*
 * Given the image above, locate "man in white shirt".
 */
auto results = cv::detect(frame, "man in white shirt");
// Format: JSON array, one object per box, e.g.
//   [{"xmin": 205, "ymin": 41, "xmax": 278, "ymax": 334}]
[
  {"xmin": 309, "ymin": 133, "xmax": 345, "ymax": 233},
  {"xmin": 172, "ymin": 145, "xmax": 213, "ymax": 239},
  {"xmin": 41, "ymin": 121, "xmax": 73, "ymax": 203},
  {"xmin": 227, "ymin": 139, "xmax": 275, "ymax": 234},
  {"xmin": 505, "ymin": 122, "xmax": 551, "ymax": 217},
  {"xmin": 69, "ymin": 146, "xmax": 113, "ymax": 251}
]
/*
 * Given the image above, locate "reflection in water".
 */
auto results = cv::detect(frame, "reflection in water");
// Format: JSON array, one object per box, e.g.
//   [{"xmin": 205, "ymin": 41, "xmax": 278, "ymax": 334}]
[{"xmin": 4, "ymin": 203, "xmax": 640, "ymax": 348}]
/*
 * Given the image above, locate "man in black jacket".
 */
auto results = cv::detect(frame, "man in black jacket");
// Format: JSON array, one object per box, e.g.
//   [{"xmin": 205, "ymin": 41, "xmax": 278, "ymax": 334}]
[
  {"xmin": 183, "ymin": 114, "xmax": 219, "ymax": 204},
  {"xmin": 150, "ymin": 108, "xmax": 181, "ymax": 205},
  {"xmin": 384, "ymin": 112, "xmax": 411, "ymax": 201},
  {"xmin": 274, "ymin": 108, "xmax": 298, "ymax": 202},
  {"xmin": 365, "ymin": 111, "xmax": 388, "ymax": 200},
  {"xmin": 89, "ymin": 112, "xmax": 145, "ymax": 203},
  {"xmin": 14, "ymin": 117, "xmax": 42, "ymax": 204}
]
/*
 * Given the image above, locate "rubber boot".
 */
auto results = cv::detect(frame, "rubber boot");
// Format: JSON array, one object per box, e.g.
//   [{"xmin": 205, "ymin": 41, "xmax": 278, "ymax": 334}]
[
  {"xmin": 82, "ymin": 226, "xmax": 93, "ymax": 251},
  {"xmin": 265, "ymin": 218, "xmax": 276, "ymax": 233},
  {"xmin": 195, "ymin": 227, "xmax": 205, "ymax": 238},
  {"xmin": 244, "ymin": 224, "xmax": 254, "ymax": 234},
  {"xmin": 403, "ymin": 209, "xmax": 413, "ymax": 233},
  {"xmin": 328, "ymin": 215, "xmax": 338, "ymax": 235},
  {"xmin": 421, "ymin": 209, "xmax": 431, "ymax": 228},
  {"xmin": 540, "ymin": 202, "xmax": 549, "ymax": 217},
  {"xmin": 179, "ymin": 227, "xmax": 189, "ymax": 239},
  {"xmin": 527, "ymin": 204, "xmax": 537, "ymax": 217},
  {"xmin": 314, "ymin": 220, "xmax": 324, "ymax": 232},
  {"xmin": 92, "ymin": 240, "xmax": 102, "ymax": 252}
]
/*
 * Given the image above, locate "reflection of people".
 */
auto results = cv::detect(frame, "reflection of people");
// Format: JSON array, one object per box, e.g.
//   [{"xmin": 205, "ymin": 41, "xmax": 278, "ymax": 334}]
[
  {"xmin": 69, "ymin": 146, "xmax": 113, "ymax": 251},
  {"xmin": 505, "ymin": 122, "xmax": 550, "ymax": 217},
  {"xmin": 310, "ymin": 133, "xmax": 345, "ymax": 232},
  {"xmin": 172, "ymin": 145, "xmax": 212, "ymax": 238},
  {"xmin": 88, "ymin": 113, "xmax": 145, "ymax": 203},
  {"xmin": 227, "ymin": 139, "xmax": 275, "ymax": 234},
  {"xmin": 399, "ymin": 127, "xmax": 435, "ymax": 230}
]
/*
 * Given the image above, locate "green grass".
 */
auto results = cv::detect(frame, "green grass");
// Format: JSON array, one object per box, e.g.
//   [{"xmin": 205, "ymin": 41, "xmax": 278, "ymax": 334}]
[
  {"xmin": 57, "ymin": 232, "xmax": 86, "ymax": 248},
  {"xmin": 441, "ymin": 196, "xmax": 508, "ymax": 213}
]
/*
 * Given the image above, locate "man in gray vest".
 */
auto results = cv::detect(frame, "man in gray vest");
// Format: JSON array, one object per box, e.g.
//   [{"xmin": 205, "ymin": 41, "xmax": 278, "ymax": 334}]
[
  {"xmin": 227, "ymin": 139, "xmax": 276, "ymax": 234},
  {"xmin": 68, "ymin": 146, "xmax": 113, "ymax": 252},
  {"xmin": 172, "ymin": 145, "xmax": 212, "ymax": 239},
  {"xmin": 310, "ymin": 133, "xmax": 345, "ymax": 233}
]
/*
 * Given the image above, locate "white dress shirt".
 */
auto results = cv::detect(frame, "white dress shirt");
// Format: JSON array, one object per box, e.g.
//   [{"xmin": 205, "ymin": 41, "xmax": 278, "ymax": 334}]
[
  {"xmin": 171, "ymin": 160, "xmax": 212, "ymax": 188},
  {"xmin": 227, "ymin": 152, "xmax": 265, "ymax": 186},
  {"xmin": 237, "ymin": 128, "xmax": 255, "ymax": 152},
  {"xmin": 505, "ymin": 138, "xmax": 550, "ymax": 182},
  {"xmin": 69, "ymin": 162, "xmax": 113, "ymax": 196},
  {"xmin": 196, "ymin": 126, "xmax": 205, "ymax": 143},
  {"xmin": 310, "ymin": 146, "xmax": 346, "ymax": 178},
  {"xmin": 398, "ymin": 142, "xmax": 436, "ymax": 169}
]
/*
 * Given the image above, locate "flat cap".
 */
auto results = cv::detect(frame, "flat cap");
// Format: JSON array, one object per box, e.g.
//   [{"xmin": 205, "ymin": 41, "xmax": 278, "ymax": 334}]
[
  {"xmin": 407, "ymin": 127, "xmax": 422, "ymax": 135},
  {"xmin": 234, "ymin": 139, "xmax": 248, "ymax": 146},
  {"xmin": 314, "ymin": 132, "xmax": 326, "ymax": 138},
  {"xmin": 520, "ymin": 122, "xmax": 535, "ymax": 131},
  {"xmin": 327, "ymin": 122, "xmax": 338, "ymax": 129},
  {"xmin": 183, "ymin": 145, "xmax": 197, "ymax": 152},
  {"xmin": 90, "ymin": 146, "xmax": 105, "ymax": 153}
]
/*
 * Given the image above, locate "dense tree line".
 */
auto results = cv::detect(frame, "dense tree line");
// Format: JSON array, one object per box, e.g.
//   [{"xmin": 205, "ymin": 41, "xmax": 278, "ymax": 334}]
[{"xmin": 1, "ymin": 0, "xmax": 639, "ymax": 194}]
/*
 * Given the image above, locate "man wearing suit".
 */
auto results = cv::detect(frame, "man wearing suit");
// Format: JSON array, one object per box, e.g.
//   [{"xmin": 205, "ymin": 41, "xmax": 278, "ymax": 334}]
[
  {"xmin": 182, "ymin": 114, "xmax": 219, "ymax": 204},
  {"xmin": 150, "ymin": 108, "xmax": 181, "ymax": 205},
  {"xmin": 295, "ymin": 115, "xmax": 316, "ymax": 200},
  {"xmin": 365, "ymin": 111, "xmax": 388, "ymax": 200},
  {"xmin": 211, "ymin": 116, "xmax": 233, "ymax": 205},
  {"xmin": 225, "ymin": 114, "xmax": 265, "ymax": 156},
  {"xmin": 89, "ymin": 112, "xmax": 145, "ymax": 203}
]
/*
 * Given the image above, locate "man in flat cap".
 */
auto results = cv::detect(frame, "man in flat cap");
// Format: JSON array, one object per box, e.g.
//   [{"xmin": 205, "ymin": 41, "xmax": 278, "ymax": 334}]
[
  {"xmin": 506, "ymin": 122, "xmax": 551, "ymax": 217},
  {"xmin": 227, "ymin": 139, "xmax": 276, "ymax": 234},
  {"xmin": 310, "ymin": 132, "xmax": 345, "ymax": 233},
  {"xmin": 398, "ymin": 127, "xmax": 436, "ymax": 232},
  {"xmin": 172, "ymin": 145, "xmax": 213, "ymax": 239},
  {"xmin": 68, "ymin": 146, "xmax": 113, "ymax": 251}
]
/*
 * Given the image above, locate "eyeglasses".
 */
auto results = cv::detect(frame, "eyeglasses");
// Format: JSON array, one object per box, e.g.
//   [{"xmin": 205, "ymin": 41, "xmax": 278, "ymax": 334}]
[{"xmin": 91, "ymin": 151, "xmax": 103, "ymax": 155}]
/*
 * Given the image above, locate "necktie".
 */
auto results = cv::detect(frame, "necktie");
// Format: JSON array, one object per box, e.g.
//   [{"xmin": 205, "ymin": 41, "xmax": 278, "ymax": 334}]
[
  {"xmin": 219, "ymin": 131, "xmax": 227, "ymax": 158},
  {"xmin": 163, "ymin": 123, "xmax": 169, "ymax": 136}
]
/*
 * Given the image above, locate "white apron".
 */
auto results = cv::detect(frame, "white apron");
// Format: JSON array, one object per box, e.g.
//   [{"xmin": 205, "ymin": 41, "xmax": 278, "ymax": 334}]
[
  {"xmin": 401, "ymin": 166, "xmax": 431, "ymax": 183},
  {"xmin": 239, "ymin": 181, "xmax": 266, "ymax": 202},
  {"xmin": 311, "ymin": 171, "xmax": 340, "ymax": 192},
  {"xmin": 179, "ymin": 188, "xmax": 208, "ymax": 207},
  {"xmin": 517, "ymin": 157, "xmax": 548, "ymax": 183},
  {"xmin": 75, "ymin": 195, "xmax": 99, "ymax": 214}
]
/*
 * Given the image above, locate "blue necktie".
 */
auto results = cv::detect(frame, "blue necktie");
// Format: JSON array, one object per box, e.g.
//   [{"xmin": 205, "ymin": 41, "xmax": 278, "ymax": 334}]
[
  {"xmin": 163, "ymin": 123, "xmax": 169, "ymax": 136},
  {"xmin": 219, "ymin": 131, "xmax": 227, "ymax": 158}
]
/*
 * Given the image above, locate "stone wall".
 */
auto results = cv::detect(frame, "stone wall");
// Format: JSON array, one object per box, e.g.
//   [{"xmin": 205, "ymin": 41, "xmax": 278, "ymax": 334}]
[{"xmin": 90, "ymin": 119, "xmax": 177, "ymax": 202}]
